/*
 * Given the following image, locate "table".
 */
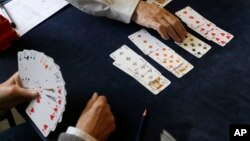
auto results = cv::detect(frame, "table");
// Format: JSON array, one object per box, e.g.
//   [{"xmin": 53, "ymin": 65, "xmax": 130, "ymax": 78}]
[{"xmin": 1, "ymin": 0, "xmax": 250, "ymax": 140}]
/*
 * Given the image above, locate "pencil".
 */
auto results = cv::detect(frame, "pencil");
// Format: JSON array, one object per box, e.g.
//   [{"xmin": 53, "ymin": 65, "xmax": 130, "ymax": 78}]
[{"xmin": 135, "ymin": 109, "xmax": 147, "ymax": 141}]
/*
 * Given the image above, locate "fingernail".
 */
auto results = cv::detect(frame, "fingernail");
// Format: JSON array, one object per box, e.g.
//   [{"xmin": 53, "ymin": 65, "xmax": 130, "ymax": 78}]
[
  {"xmin": 93, "ymin": 92, "xmax": 98, "ymax": 98},
  {"xmin": 30, "ymin": 90, "xmax": 39, "ymax": 96}
]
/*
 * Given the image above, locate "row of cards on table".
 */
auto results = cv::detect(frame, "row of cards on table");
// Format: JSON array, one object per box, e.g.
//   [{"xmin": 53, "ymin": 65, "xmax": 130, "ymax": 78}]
[{"xmin": 110, "ymin": 6, "xmax": 234, "ymax": 95}]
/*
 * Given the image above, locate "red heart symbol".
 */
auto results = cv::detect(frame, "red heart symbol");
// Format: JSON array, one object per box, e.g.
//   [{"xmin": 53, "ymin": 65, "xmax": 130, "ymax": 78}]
[
  {"xmin": 50, "ymin": 115, "xmax": 54, "ymax": 120},
  {"xmin": 221, "ymin": 41, "xmax": 226, "ymax": 44},
  {"xmin": 189, "ymin": 16, "xmax": 194, "ymax": 19},
  {"xmin": 58, "ymin": 89, "xmax": 61, "ymax": 94},
  {"xmin": 58, "ymin": 100, "xmax": 62, "ymax": 105},
  {"xmin": 44, "ymin": 124, "xmax": 48, "ymax": 130},
  {"xmin": 201, "ymin": 28, "xmax": 205, "ymax": 31},
  {"xmin": 196, "ymin": 21, "xmax": 200, "ymax": 24},
  {"xmin": 226, "ymin": 36, "xmax": 231, "ymax": 39},
  {"xmin": 207, "ymin": 24, "xmax": 211, "ymax": 27},
  {"xmin": 54, "ymin": 108, "xmax": 58, "ymax": 112},
  {"xmin": 216, "ymin": 38, "xmax": 220, "ymax": 41},
  {"xmin": 36, "ymin": 98, "xmax": 41, "ymax": 103},
  {"xmin": 221, "ymin": 33, "xmax": 225, "ymax": 36},
  {"xmin": 30, "ymin": 107, "xmax": 35, "ymax": 113},
  {"xmin": 212, "ymin": 33, "xmax": 216, "ymax": 36}
]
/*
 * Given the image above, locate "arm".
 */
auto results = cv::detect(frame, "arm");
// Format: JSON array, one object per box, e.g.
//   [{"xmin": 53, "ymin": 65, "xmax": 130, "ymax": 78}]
[
  {"xmin": 66, "ymin": 0, "xmax": 139, "ymax": 23},
  {"xmin": 66, "ymin": 0, "xmax": 187, "ymax": 42}
]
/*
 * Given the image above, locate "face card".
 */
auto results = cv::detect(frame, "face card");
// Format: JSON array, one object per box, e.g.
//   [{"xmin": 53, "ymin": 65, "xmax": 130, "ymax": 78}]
[
  {"xmin": 175, "ymin": 6, "xmax": 206, "ymax": 29},
  {"xmin": 147, "ymin": 75, "xmax": 171, "ymax": 95},
  {"xmin": 128, "ymin": 29, "xmax": 162, "ymax": 55},
  {"xmin": 173, "ymin": 61, "xmax": 194, "ymax": 78},
  {"xmin": 175, "ymin": 33, "xmax": 211, "ymax": 58}
]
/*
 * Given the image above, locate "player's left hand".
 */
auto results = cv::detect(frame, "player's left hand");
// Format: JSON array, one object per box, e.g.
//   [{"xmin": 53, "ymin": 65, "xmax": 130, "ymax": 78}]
[
  {"xmin": 0, "ymin": 72, "xmax": 39, "ymax": 110},
  {"xmin": 132, "ymin": 1, "xmax": 187, "ymax": 42}
]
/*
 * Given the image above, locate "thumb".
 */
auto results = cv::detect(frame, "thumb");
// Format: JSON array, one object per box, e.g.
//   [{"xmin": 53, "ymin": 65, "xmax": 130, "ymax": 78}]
[{"xmin": 13, "ymin": 87, "xmax": 39, "ymax": 100}]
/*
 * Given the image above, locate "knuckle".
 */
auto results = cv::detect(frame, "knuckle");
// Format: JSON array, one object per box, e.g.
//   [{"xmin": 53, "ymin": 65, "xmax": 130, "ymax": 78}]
[{"xmin": 8, "ymin": 86, "xmax": 17, "ymax": 94}]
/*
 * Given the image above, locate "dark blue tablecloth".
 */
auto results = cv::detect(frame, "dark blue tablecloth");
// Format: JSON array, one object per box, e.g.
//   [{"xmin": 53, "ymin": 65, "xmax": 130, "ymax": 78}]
[{"xmin": 1, "ymin": 0, "xmax": 250, "ymax": 140}]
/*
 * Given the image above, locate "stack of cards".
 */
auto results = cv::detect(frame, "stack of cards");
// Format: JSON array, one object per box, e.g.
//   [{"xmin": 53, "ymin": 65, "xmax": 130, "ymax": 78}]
[
  {"xmin": 161, "ymin": 130, "xmax": 176, "ymax": 141},
  {"xmin": 146, "ymin": 0, "xmax": 172, "ymax": 8},
  {"xmin": 110, "ymin": 45, "xmax": 171, "ymax": 95},
  {"xmin": 129, "ymin": 29, "xmax": 194, "ymax": 78},
  {"xmin": 176, "ymin": 6, "xmax": 234, "ymax": 47},
  {"xmin": 18, "ymin": 50, "xmax": 66, "ymax": 137}
]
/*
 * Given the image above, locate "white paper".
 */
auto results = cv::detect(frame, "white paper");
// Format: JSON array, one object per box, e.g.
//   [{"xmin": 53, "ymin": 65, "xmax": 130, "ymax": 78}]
[{"xmin": 2, "ymin": 0, "xmax": 68, "ymax": 36}]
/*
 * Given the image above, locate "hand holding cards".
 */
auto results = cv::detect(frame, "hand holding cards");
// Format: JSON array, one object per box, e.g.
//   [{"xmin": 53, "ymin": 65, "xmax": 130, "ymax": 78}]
[{"xmin": 18, "ymin": 50, "xmax": 66, "ymax": 137}]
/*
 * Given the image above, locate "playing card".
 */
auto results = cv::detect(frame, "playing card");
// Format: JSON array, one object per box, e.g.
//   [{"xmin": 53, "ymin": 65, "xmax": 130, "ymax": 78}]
[
  {"xmin": 194, "ymin": 20, "xmax": 216, "ymax": 40},
  {"xmin": 146, "ymin": 0, "xmax": 172, "ymax": 8},
  {"xmin": 111, "ymin": 45, "xmax": 171, "ymax": 94},
  {"xmin": 173, "ymin": 61, "xmax": 194, "ymax": 78},
  {"xmin": 161, "ymin": 130, "xmax": 176, "ymax": 141},
  {"xmin": 149, "ymin": 47, "xmax": 175, "ymax": 64},
  {"xmin": 128, "ymin": 29, "xmax": 162, "ymax": 55},
  {"xmin": 133, "ymin": 63, "xmax": 156, "ymax": 80},
  {"xmin": 110, "ymin": 45, "xmax": 147, "ymax": 72},
  {"xmin": 175, "ymin": 6, "xmax": 206, "ymax": 29},
  {"xmin": 26, "ymin": 94, "xmax": 60, "ymax": 137},
  {"xmin": 209, "ymin": 27, "xmax": 234, "ymax": 47},
  {"xmin": 175, "ymin": 33, "xmax": 211, "ymax": 58},
  {"xmin": 139, "ymin": 67, "xmax": 161, "ymax": 85}
]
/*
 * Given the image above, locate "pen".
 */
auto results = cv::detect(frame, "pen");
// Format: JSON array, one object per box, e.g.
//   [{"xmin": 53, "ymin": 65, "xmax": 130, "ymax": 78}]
[
  {"xmin": 0, "ymin": 3, "xmax": 16, "ymax": 28},
  {"xmin": 135, "ymin": 109, "xmax": 147, "ymax": 141}
]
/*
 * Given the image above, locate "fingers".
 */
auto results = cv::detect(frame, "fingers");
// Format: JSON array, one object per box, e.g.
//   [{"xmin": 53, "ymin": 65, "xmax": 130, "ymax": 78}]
[
  {"xmin": 12, "ymin": 86, "xmax": 39, "ymax": 101},
  {"xmin": 165, "ymin": 15, "xmax": 187, "ymax": 41},
  {"xmin": 86, "ymin": 92, "xmax": 99, "ymax": 107}
]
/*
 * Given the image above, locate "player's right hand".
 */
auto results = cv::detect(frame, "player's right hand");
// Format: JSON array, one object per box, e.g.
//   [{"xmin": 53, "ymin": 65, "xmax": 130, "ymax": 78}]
[
  {"xmin": 76, "ymin": 93, "xmax": 116, "ymax": 141},
  {"xmin": 132, "ymin": 1, "xmax": 187, "ymax": 42}
]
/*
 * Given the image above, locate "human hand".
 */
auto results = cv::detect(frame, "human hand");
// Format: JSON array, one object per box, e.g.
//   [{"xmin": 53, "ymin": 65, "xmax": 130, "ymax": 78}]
[
  {"xmin": 0, "ymin": 72, "xmax": 39, "ymax": 110},
  {"xmin": 76, "ymin": 93, "xmax": 116, "ymax": 141},
  {"xmin": 132, "ymin": 1, "xmax": 187, "ymax": 42}
]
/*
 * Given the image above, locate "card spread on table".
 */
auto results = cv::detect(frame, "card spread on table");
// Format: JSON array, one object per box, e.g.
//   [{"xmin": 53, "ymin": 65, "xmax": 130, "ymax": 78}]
[
  {"xmin": 18, "ymin": 50, "xmax": 66, "ymax": 137},
  {"xmin": 129, "ymin": 29, "xmax": 194, "ymax": 78},
  {"xmin": 175, "ymin": 32, "xmax": 211, "ymax": 58},
  {"xmin": 110, "ymin": 45, "xmax": 171, "ymax": 95},
  {"xmin": 175, "ymin": 6, "xmax": 234, "ymax": 47},
  {"xmin": 146, "ymin": 0, "xmax": 172, "ymax": 7}
]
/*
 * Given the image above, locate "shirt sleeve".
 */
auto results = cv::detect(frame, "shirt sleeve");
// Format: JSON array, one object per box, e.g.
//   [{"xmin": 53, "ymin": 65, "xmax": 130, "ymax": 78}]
[
  {"xmin": 58, "ymin": 126, "xmax": 98, "ymax": 141},
  {"xmin": 65, "ymin": 0, "xmax": 140, "ymax": 23}
]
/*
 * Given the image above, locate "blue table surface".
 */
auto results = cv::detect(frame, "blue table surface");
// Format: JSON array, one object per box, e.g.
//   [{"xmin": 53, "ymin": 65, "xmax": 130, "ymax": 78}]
[{"xmin": 1, "ymin": 0, "xmax": 250, "ymax": 140}]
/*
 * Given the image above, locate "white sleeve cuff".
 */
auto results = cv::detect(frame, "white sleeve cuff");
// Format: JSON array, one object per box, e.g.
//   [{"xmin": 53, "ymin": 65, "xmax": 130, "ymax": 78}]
[
  {"xmin": 108, "ymin": 0, "xmax": 140, "ymax": 23},
  {"xmin": 66, "ymin": 126, "xmax": 98, "ymax": 141}
]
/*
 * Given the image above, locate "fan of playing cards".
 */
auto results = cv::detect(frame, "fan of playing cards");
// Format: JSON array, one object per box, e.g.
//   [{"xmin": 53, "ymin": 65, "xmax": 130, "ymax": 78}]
[{"xmin": 18, "ymin": 50, "xmax": 66, "ymax": 137}]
